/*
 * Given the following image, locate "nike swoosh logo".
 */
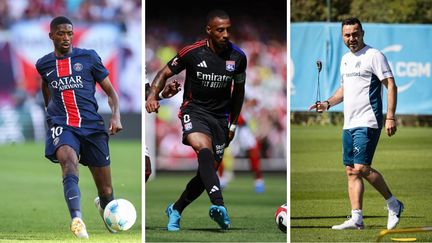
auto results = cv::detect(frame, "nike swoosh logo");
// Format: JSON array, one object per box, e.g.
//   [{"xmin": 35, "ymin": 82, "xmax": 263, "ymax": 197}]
[
  {"xmin": 106, "ymin": 155, "xmax": 110, "ymax": 160},
  {"xmin": 68, "ymin": 196, "xmax": 79, "ymax": 200},
  {"xmin": 46, "ymin": 69, "xmax": 55, "ymax": 77}
]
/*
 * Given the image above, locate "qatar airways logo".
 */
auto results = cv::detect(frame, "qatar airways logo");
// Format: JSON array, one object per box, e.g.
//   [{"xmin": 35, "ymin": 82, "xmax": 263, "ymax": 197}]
[
  {"xmin": 197, "ymin": 71, "xmax": 232, "ymax": 88},
  {"xmin": 50, "ymin": 76, "xmax": 84, "ymax": 91}
]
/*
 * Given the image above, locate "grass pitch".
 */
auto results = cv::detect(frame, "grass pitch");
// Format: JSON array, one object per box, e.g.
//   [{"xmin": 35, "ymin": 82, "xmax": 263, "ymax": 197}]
[
  {"xmin": 0, "ymin": 140, "xmax": 141, "ymax": 243},
  {"xmin": 291, "ymin": 125, "xmax": 432, "ymax": 242},
  {"xmin": 145, "ymin": 171, "xmax": 287, "ymax": 242}
]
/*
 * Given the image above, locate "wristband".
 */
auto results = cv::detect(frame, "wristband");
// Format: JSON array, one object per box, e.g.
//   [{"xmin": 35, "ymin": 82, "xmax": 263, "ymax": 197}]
[
  {"xmin": 323, "ymin": 100, "xmax": 331, "ymax": 110},
  {"xmin": 386, "ymin": 117, "xmax": 396, "ymax": 121},
  {"xmin": 229, "ymin": 124, "xmax": 237, "ymax": 132},
  {"xmin": 158, "ymin": 90, "xmax": 165, "ymax": 100}
]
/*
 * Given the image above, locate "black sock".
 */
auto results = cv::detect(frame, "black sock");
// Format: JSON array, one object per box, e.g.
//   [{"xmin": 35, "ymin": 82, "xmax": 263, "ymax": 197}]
[
  {"xmin": 173, "ymin": 172, "xmax": 205, "ymax": 214},
  {"xmin": 197, "ymin": 148, "xmax": 224, "ymax": 206},
  {"xmin": 99, "ymin": 192, "xmax": 114, "ymax": 209}
]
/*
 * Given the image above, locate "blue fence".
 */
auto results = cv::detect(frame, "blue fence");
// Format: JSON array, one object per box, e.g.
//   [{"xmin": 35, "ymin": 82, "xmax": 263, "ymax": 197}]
[{"xmin": 291, "ymin": 22, "xmax": 432, "ymax": 114}]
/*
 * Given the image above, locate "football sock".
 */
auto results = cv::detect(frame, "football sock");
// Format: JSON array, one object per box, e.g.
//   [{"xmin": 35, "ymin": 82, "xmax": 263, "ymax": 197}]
[
  {"xmin": 249, "ymin": 146, "xmax": 262, "ymax": 179},
  {"xmin": 63, "ymin": 174, "xmax": 82, "ymax": 219},
  {"xmin": 197, "ymin": 148, "xmax": 224, "ymax": 206},
  {"xmin": 174, "ymin": 172, "xmax": 205, "ymax": 214},
  {"xmin": 99, "ymin": 192, "xmax": 114, "ymax": 209},
  {"xmin": 386, "ymin": 195, "xmax": 399, "ymax": 210},
  {"xmin": 351, "ymin": 209, "xmax": 363, "ymax": 223}
]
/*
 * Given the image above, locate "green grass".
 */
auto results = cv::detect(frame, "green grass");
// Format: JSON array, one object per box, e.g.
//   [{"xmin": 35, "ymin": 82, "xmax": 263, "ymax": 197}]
[
  {"xmin": 0, "ymin": 140, "xmax": 141, "ymax": 243},
  {"xmin": 291, "ymin": 125, "xmax": 432, "ymax": 242},
  {"xmin": 145, "ymin": 172, "xmax": 287, "ymax": 242}
]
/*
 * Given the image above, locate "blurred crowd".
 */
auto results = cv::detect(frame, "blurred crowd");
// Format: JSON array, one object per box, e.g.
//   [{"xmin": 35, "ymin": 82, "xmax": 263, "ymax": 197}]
[
  {"xmin": 0, "ymin": 0, "xmax": 141, "ymax": 28},
  {"xmin": 146, "ymin": 17, "xmax": 287, "ymax": 163},
  {"xmin": 0, "ymin": 0, "xmax": 141, "ymax": 144}
]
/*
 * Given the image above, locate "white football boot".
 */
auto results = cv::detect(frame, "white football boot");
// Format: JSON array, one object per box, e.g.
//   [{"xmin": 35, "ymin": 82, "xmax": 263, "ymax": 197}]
[
  {"xmin": 94, "ymin": 197, "xmax": 117, "ymax": 233},
  {"xmin": 387, "ymin": 200, "xmax": 404, "ymax": 230},
  {"xmin": 332, "ymin": 218, "xmax": 365, "ymax": 230},
  {"xmin": 70, "ymin": 217, "xmax": 89, "ymax": 239}
]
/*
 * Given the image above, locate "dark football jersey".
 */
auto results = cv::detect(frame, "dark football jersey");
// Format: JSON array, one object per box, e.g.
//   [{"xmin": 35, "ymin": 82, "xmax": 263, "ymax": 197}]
[
  {"xmin": 167, "ymin": 40, "xmax": 247, "ymax": 116},
  {"xmin": 35, "ymin": 48, "xmax": 109, "ymax": 130}
]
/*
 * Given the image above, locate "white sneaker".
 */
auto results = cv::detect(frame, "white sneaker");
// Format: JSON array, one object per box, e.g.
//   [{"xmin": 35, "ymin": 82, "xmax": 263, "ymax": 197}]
[
  {"xmin": 387, "ymin": 200, "xmax": 404, "ymax": 230},
  {"xmin": 94, "ymin": 197, "xmax": 117, "ymax": 233},
  {"xmin": 70, "ymin": 217, "xmax": 89, "ymax": 239},
  {"xmin": 332, "ymin": 218, "xmax": 365, "ymax": 230}
]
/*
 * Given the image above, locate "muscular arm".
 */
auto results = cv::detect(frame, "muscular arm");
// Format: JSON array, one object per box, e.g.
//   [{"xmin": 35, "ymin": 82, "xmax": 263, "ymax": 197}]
[
  {"xmin": 99, "ymin": 77, "xmax": 123, "ymax": 135},
  {"xmin": 309, "ymin": 86, "xmax": 344, "ymax": 112},
  {"xmin": 230, "ymin": 82, "xmax": 245, "ymax": 125},
  {"xmin": 145, "ymin": 80, "xmax": 181, "ymax": 101},
  {"xmin": 145, "ymin": 83, "xmax": 151, "ymax": 101},
  {"xmin": 145, "ymin": 65, "xmax": 175, "ymax": 113},
  {"xmin": 41, "ymin": 81, "xmax": 50, "ymax": 108},
  {"xmin": 227, "ymin": 81, "xmax": 245, "ymax": 145},
  {"xmin": 382, "ymin": 77, "xmax": 398, "ymax": 136}
]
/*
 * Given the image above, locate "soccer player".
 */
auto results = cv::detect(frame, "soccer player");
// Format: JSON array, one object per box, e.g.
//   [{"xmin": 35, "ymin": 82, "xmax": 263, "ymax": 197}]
[
  {"xmin": 35, "ymin": 16, "xmax": 122, "ymax": 238},
  {"xmin": 309, "ymin": 17, "xmax": 403, "ymax": 230},
  {"xmin": 145, "ymin": 80, "xmax": 181, "ymax": 182},
  {"xmin": 146, "ymin": 9, "xmax": 247, "ymax": 231},
  {"xmin": 218, "ymin": 114, "xmax": 265, "ymax": 193}
]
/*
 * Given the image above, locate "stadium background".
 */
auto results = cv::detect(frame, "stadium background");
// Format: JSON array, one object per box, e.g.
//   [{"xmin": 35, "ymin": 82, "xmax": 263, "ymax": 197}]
[
  {"xmin": 145, "ymin": 0, "xmax": 287, "ymax": 173},
  {"xmin": 0, "ymin": 1, "xmax": 142, "ymax": 242},
  {"xmin": 0, "ymin": 0, "xmax": 141, "ymax": 143}
]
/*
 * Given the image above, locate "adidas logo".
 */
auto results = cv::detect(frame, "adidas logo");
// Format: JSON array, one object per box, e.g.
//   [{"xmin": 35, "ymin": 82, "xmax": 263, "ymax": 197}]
[
  {"xmin": 197, "ymin": 60, "xmax": 207, "ymax": 68},
  {"xmin": 209, "ymin": 185, "xmax": 219, "ymax": 194}
]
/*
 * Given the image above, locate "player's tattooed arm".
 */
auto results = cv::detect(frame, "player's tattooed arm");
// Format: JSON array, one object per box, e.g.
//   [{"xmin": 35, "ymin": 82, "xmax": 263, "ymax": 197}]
[
  {"xmin": 100, "ymin": 77, "xmax": 123, "ymax": 135},
  {"xmin": 145, "ymin": 80, "xmax": 181, "ymax": 101},
  {"xmin": 145, "ymin": 65, "xmax": 174, "ymax": 113},
  {"xmin": 41, "ymin": 81, "xmax": 50, "ymax": 108}
]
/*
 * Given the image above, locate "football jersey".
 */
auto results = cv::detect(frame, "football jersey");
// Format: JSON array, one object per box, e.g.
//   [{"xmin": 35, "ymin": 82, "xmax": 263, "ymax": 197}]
[
  {"xmin": 340, "ymin": 45, "xmax": 393, "ymax": 129},
  {"xmin": 35, "ymin": 48, "xmax": 109, "ymax": 130},
  {"xmin": 167, "ymin": 39, "xmax": 247, "ymax": 117}
]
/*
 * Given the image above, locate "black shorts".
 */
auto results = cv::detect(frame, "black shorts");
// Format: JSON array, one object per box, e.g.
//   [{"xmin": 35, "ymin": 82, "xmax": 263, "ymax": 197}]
[
  {"xmin": 45, "ymin": 125, "xmax": 110, "ymax": 167},
  {"xmin": 179, "ymin": 108, "xmax": 228, "ymax": 163}
]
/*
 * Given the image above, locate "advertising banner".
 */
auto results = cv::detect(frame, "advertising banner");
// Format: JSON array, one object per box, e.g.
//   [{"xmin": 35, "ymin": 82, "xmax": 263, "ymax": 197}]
[{"xmin": 292, "ymin": 23, "xmax": 432, "ymax": 114}]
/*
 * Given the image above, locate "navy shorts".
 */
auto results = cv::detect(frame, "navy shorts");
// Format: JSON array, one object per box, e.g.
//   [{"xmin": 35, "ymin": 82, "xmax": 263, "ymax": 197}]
[
  {"xmin": 45, "ymin": 125, "xmax": 110, "ymax": 167},
  {"xmin": 179, "ymin": 108, "xmax": 228, "ymax": 163},
  {"xmin": 342, "ymin": 127, "xmax": 381, "ymax": 165}
]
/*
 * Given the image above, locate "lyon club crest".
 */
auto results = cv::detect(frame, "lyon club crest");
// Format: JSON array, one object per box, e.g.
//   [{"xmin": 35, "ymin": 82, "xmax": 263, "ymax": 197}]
[{"xmin": 226, "ymin": 60, "xmax": 235, "ymax": 72}]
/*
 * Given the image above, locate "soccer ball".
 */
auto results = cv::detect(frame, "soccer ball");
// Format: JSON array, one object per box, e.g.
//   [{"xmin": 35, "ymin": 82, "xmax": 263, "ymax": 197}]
[
  {"xmin": 275, "ymin": 204, "xmax": 287, "ymax": 233},
  {"xmin": 103, "ymin": 199, "xmax": 137, "ymax": 231}
]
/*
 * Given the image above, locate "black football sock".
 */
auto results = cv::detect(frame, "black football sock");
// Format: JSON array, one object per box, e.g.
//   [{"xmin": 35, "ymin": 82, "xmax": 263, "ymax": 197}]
[
  {"xmin": 197, "ymin": 148, "xmax": 224, "ymax": 206},
  {"xmin": 173, "ymin": 172, "xmax": 205, "ymax": 214},
  {"xmin": 99, "ymin": 192, "xmax": 114, "ymax": 209},
  {"xmin": 63, "ymin": 174, "xmax": 82, "ymax": 219}
]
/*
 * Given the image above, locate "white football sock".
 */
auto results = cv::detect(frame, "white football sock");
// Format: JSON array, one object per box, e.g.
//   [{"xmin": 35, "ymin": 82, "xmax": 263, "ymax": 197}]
[
  {"xmin": 386, "ymin": 196, "xmax": 399, "ymax": 210},
  {"xmin": 351, "ymin": 209, "xmax": 363, "ymax": 223}
]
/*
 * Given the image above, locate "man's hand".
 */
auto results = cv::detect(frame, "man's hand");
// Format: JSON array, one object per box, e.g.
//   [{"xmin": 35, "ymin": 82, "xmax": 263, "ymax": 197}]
[
  {"xmin": 109, "ymin": 115, "xmax": 123, "ymax": 135},
  {"xmin": 162, "ymin": 80, "xmax": 181, "ymax": 99},
  {"xmin": 146, "ymin": 96, "xmax": 160, "ymax": 113},
  {"xmin": 309, "ymin": 101, "xmax": 328, "ymax": 113},
  {"xmin": 385, "ymin": 119, "xmax": 397, "ymax": 137}
]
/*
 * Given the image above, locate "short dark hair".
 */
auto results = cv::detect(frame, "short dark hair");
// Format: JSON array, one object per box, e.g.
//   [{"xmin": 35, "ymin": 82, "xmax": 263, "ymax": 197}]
[
  {"xmin": 50, "ymin": 16, "xmax": 73, "ymax": 31},
  {"xmin": 206, "ymin": 9, "xmax": 230, "ymax": 25},
  {"xmin": 341, "ymin": 17, "xmax": 363, "ymax": 31}
]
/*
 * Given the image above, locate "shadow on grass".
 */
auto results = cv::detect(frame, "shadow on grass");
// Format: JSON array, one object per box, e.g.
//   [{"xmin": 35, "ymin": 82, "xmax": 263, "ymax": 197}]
[
  {"xmin": 291, "ymin": 215, "xmax": 385, "ymax": 220},
  {"xmin": 291, "ymin": 215, "xmax": 422, "ymax": 220},
  {"xmin": 145, "ymin": 226, "xmax": 246, "ymax": 232}
]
